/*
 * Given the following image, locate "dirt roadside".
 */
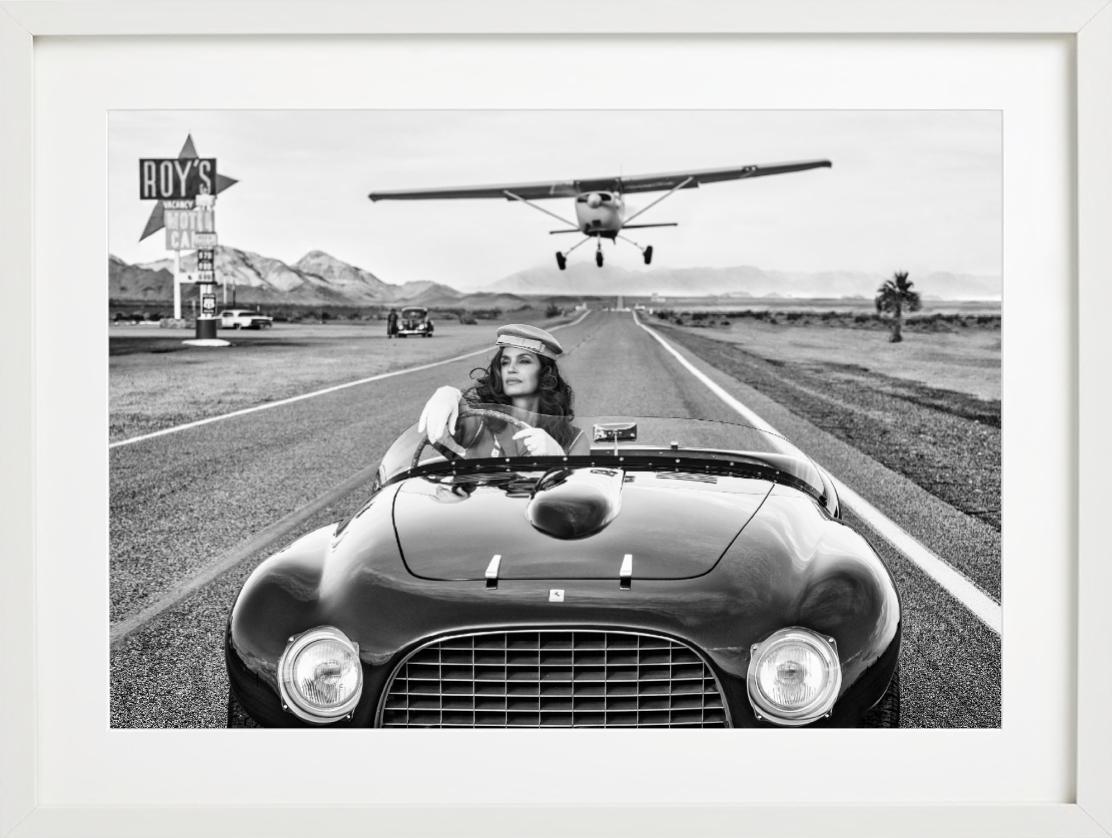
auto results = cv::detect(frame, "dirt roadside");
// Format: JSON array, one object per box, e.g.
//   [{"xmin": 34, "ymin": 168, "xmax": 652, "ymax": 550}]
[{"xmin": 654, "ymin": 323, "xmax": 1001, "ymax": 532}]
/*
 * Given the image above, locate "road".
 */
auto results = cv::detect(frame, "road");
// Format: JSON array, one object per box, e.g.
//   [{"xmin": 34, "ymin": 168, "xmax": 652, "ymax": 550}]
[{"xmin": 110, "ymin": 309, "xmax": 1000, "ymax": 728}]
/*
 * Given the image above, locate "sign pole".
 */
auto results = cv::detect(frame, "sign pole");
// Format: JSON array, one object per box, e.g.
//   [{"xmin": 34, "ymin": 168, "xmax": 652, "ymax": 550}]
[
  {"xmin": 173, "ymin": 249, "xmax": 182, "ymax": 320},
  {"xmin": 193, "ymin": 236, "xmax": 218, "ymax": 339}
]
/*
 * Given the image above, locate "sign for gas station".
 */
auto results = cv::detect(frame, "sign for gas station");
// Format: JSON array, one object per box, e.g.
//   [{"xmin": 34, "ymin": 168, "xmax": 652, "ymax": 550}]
[
  {"xmin": 196, "ymin": 248, "xmax": 216, "ymax": 284},
  {"xmin": 137, "ymin": 135, "xmax": 238, "ymax": 344}
]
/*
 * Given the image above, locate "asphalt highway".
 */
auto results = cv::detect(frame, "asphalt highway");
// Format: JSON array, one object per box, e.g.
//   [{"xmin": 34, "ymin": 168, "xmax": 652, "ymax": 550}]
[{"xmin": 109, "ymin": 309, "xmax": 1000, "ymax": 728}]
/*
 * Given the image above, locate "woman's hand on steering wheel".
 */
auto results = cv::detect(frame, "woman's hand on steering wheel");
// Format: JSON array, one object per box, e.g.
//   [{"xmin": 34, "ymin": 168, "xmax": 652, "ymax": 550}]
[{"xmin": 411, "ymin": 404, "xmax": 534, "ymax": 470}]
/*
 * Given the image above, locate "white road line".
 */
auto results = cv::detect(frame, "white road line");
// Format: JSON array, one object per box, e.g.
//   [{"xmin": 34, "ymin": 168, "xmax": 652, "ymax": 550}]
[
  {"xmin": 634, "ymin": 312, "xmax": 1002, "ymax": 636},
  {"xmin": 110, "ymin": 310, "xmax": 591, "ymax": 449}
]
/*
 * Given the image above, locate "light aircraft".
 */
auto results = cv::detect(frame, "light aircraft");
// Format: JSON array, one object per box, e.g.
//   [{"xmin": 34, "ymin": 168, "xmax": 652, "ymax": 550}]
[{"xmin": 368, "ymin": 160, "xmax": 831, "ymax": 269}]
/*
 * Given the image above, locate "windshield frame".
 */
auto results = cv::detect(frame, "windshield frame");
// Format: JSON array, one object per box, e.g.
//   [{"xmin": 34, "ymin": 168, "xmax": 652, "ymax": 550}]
[
  {"xmin": 377, "ymin": 444, "xmax": 833, "ymax": 514},
  {"xmin": 372, "ymin": 404, "xmax": 838, "ymax": 516}
]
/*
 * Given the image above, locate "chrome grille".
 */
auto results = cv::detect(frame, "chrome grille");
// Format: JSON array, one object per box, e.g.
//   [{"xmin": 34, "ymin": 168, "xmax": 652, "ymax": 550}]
[{"xmin": 379, "ymin": 630, "xmax": 729, "ymax": 728}]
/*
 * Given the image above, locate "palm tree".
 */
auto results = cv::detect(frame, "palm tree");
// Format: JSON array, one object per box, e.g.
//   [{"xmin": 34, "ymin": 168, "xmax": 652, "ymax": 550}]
[{"xmin": 875, "ymin": 270, "xmax": 922, "ymax": 343}]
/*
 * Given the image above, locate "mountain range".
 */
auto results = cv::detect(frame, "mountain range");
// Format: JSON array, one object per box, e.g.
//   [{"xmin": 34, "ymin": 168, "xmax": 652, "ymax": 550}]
[
  {"xmin": 109, "ymin": 246, "xmax": 523, "ymax": 309},
  {"xmin": 484, "ymin": 263, "xmax": 1001, "ymax": 300},
  {"xmin": 109, "ymin": 245, "xmax": 1000, "ymax": 306}
]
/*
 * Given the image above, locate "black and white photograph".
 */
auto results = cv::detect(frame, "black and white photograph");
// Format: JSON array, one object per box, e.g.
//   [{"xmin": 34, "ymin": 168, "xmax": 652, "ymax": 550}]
[{"xmin": 108, "ymin": 109, "xmax": 1001, "ymax": 729}]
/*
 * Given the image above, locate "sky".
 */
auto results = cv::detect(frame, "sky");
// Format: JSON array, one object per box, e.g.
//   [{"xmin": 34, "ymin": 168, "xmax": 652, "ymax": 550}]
[{"xmin": 108, "ymin": 111, "xmax": 1000, "ymax": 291}]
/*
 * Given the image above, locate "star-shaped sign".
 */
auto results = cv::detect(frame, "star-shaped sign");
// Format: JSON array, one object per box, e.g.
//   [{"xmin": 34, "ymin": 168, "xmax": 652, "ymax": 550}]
[{"xmin": 139, "ymin": 134, "xmax": 239, "ymax": 241}]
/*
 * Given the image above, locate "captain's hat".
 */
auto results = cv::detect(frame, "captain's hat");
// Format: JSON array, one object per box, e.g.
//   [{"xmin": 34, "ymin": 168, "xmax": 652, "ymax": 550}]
[{"xmin": 495, "ymin": 323, "xmax": 564, "ymax": 360}]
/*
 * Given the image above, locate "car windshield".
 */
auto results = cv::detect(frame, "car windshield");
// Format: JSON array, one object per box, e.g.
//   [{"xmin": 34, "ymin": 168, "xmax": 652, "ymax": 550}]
[{"xmin": 375, "ymin": 402, "xmax": 834, "ymax": 509}]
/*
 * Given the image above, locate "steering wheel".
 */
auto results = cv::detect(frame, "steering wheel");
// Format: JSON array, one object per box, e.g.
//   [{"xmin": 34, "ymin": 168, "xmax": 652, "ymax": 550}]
[{"xmin": 411, "ymin": 405, "xmax": 534, "ymax": 470}]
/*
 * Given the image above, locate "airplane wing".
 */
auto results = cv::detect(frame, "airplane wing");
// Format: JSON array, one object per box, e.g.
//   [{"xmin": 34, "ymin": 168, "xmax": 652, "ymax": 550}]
[
  {"xmin": 599, "ymin": 160, "xmax": 832, "ymax": 194},
  {"xmin": 367, "ymin": 159, "xmax": 831, "ymax": 202},
  {"xmin": 368, "ymin": 181, "xmax": 580, "ymax": 201}
]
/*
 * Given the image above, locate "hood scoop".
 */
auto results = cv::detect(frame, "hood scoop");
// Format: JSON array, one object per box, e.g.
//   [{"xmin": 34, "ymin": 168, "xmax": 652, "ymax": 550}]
[{"xmin": 526, "ymin": 468, "xmax": 623, "ymax": 540}]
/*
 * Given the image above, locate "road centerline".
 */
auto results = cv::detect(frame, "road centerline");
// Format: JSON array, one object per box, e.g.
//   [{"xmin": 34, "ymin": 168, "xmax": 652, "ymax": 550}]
[{"xmin": 633, "ymin": 311, "xmax": 1001, "ymax": 636}]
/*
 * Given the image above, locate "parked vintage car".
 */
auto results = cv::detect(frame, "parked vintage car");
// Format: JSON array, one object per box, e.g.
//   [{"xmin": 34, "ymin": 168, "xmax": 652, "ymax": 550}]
[
  {"xmin": 226, "ymin": 405, "xmax": 901, "ymax": 728},
  {"xmin": 219, "ymin": 309, "xmax": 273, "ymax": 329},
  {"xmin": 396, "ymin": 306, "xmax": 434, "ymax": 337}
]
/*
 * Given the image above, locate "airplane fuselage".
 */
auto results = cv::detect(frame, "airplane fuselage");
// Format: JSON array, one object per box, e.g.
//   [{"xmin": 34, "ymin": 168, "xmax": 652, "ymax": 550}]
[{"xmin": 575, "ymin": 191, "xmax": 625, "ymax": 237}]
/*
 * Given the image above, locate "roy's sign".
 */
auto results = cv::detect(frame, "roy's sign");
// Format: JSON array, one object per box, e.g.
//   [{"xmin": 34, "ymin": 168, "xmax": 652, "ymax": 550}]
[{"xmin": 139, "ymin": 158, "xmax": 218, "ymax": 201}]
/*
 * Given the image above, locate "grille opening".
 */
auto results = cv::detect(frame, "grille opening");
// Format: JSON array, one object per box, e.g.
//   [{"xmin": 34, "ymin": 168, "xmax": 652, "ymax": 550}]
[{"xmin": 379, "ymin": 630, "xmax": 729, "ymax": 728}]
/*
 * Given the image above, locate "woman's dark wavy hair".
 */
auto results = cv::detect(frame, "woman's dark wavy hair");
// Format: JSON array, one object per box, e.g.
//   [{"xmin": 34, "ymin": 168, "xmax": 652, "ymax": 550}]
[{"xmin": 462, "ymin": 347, "xmax": 578, "ymax": 448}]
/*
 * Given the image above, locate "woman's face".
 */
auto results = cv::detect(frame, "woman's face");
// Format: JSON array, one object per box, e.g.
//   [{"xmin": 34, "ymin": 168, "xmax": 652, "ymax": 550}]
[{"xmin": 499, "ymin": 347, "xmax": 541, "ymax": 397}]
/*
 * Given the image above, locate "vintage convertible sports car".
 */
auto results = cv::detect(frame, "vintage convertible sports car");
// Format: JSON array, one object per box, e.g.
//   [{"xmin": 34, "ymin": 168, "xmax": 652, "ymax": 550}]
[{"xmin": 226, "ymin": 404, "xmax": 901, "ymax": 728}]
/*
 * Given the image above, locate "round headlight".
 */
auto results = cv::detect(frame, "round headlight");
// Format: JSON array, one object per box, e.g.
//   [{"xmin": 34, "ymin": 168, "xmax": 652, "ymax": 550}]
[
  {"xmin": 747, "ymin": 627, "xmax": 841, "ymax": 726},
  {"xmin": 278, "ymin": 626, "xmax": 363, "ymax": 724}
]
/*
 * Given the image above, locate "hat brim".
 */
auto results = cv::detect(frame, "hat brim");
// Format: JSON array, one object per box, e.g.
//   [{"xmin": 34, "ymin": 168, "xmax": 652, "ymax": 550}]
[{"xmin": 495, "ymin": 334, "xmax": 561, "ymax": 360}]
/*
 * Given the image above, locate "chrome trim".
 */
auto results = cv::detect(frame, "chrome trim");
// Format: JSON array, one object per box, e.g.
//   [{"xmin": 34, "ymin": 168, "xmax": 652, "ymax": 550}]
[
  {"xmin": 619, "ymin": 553, "xmax": 633, "ymax": 590},
  {"xmin": 484, "ymin": 553, "xmax": 502, "ymax": 588},
  {"xmin": 375, "ymin": 627, "xmax": 733, "ymax": 728},
  {"xmin": 277, "ymin": 625, "xmax": 364, "ymax": 725},
  {"xmin": 746, "ymin": 626, "xmax": 842, "ymax": 727}
]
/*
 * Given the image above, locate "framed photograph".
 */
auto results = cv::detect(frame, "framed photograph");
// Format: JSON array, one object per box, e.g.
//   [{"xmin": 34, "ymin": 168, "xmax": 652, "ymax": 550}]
[{"xmin": 3, "ymin": 2, "xmax": 1110, "ymax": 836}]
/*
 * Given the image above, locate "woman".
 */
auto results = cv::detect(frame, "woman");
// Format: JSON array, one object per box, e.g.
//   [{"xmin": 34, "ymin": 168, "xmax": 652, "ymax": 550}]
[{"xmin": 418, "ymin": 324, "xmax": 589, "ymax": 457}]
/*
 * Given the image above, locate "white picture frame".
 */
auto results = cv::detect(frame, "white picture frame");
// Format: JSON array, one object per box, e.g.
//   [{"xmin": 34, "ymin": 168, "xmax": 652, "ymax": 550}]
[{"xmin": 2, "ymin": 2, "xmax": 1109, "ymax": 836}]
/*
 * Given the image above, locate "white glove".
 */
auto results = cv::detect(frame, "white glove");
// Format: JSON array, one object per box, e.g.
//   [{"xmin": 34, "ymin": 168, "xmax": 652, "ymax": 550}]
[
  {"xmin": 418, "ymin": 386, "xmax": 464, "ymax": 454},
  {"xmin": 512, "ymin": 427, "xmax": 564, "ymax": 456}
]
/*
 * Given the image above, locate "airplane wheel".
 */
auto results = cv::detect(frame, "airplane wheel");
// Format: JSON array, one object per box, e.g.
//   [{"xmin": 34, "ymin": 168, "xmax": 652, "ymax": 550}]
[
  {"xmin": 643, "ymin": 245, "xmax": 654, "ymax": 265},
  {"xmin": 555, "ymin": 252, "xmax": 566, "ymax": 271},
  {"xmin": 595, "ymin": 250, "xmax": 604, "ymax": 268}
]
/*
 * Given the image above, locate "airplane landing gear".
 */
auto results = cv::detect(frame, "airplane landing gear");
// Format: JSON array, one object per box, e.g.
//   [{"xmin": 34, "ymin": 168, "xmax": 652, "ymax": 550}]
[
  {"xmin": 555, "ymin": 251, "xmax": 567, "ymax": 271},
  {"xmin": 618, "ymin": 232, "xmax": 655, "ymax": 266},
  {"xmin": 595, "ymin": 249, "xmax": 604, "ymax": 268}
]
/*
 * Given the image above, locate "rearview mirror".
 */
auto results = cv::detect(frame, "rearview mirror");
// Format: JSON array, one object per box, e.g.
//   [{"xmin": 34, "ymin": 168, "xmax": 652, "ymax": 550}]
[{"xmin": 592, "ymin": 422, "xmax": 638, "ymax": 443}]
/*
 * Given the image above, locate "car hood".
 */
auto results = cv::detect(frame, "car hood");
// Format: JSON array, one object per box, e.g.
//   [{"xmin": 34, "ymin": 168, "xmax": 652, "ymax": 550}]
[{"xmin": 392, "ymin": 467, "xmax": 772, "ymax": 581}]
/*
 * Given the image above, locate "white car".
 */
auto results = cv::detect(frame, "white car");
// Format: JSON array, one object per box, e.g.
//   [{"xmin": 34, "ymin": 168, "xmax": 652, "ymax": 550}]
[{"xmin": 219, "ymin": 309, "xmax": 273, "ymax": 330}]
